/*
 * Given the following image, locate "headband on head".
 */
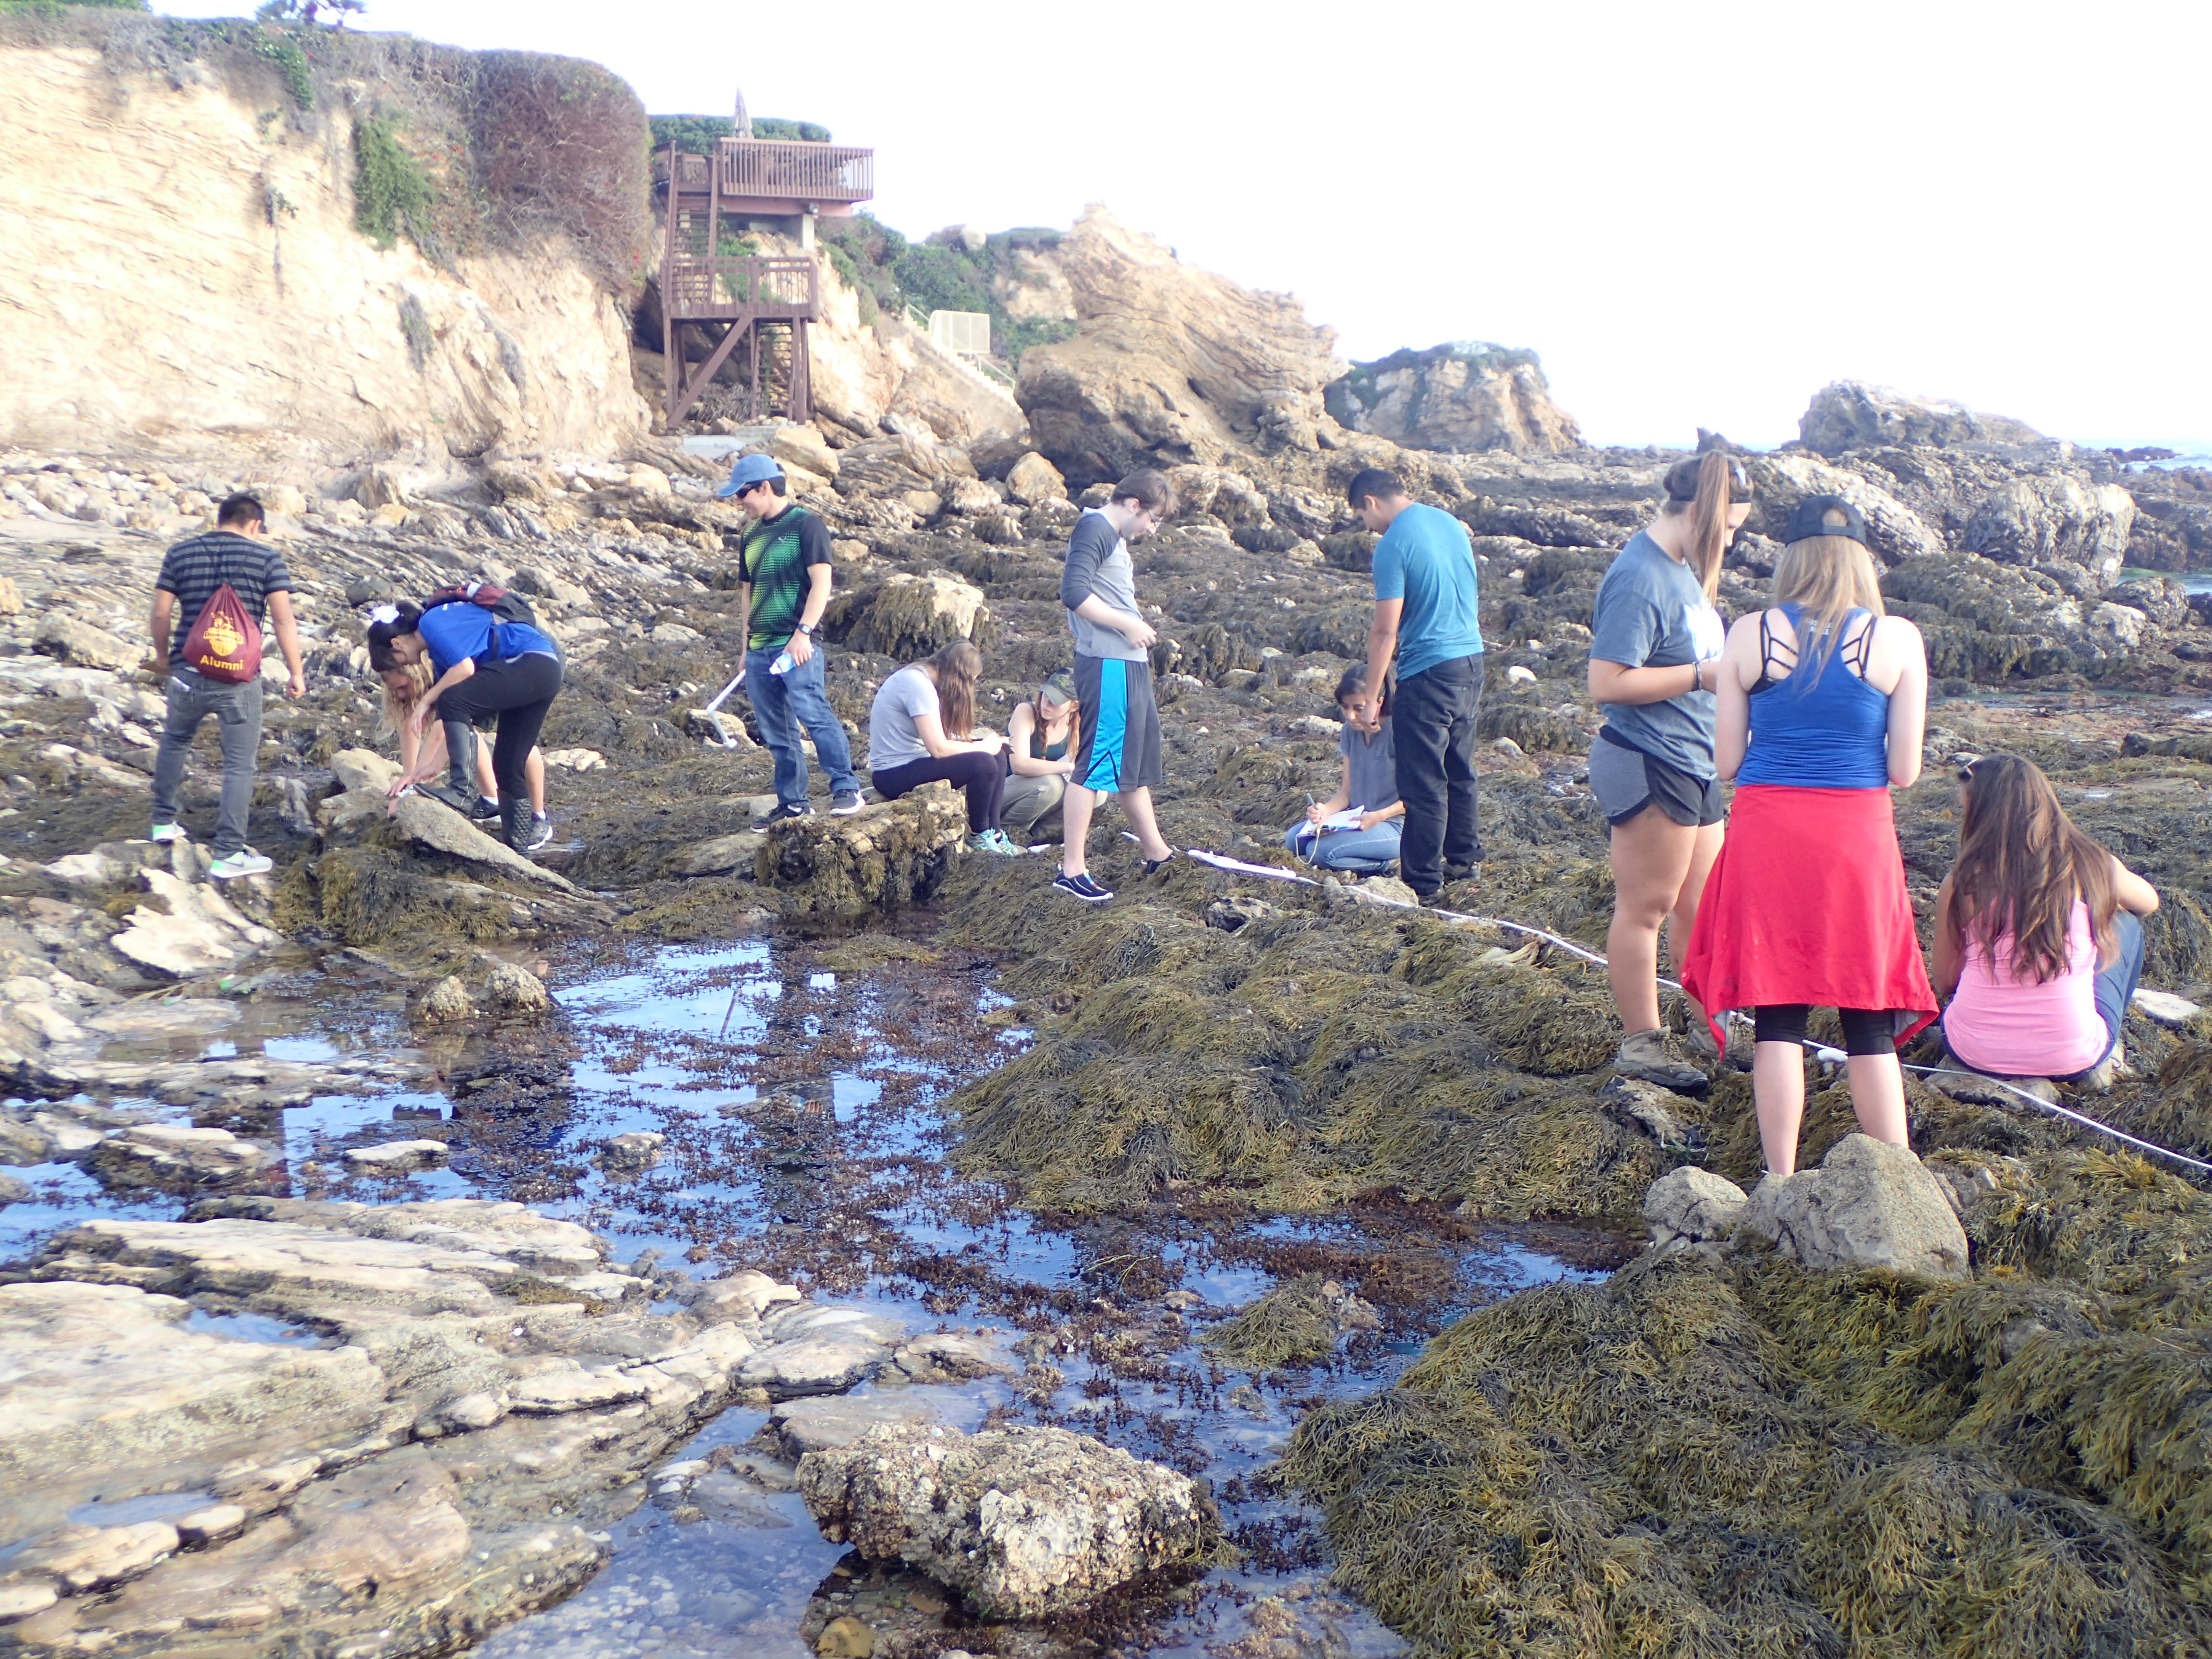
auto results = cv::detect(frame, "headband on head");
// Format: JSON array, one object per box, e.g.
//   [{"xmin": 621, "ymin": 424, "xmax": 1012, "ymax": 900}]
[{"xmin": 368, "ymin": 602, "xmax": 399, "ymax": 625}]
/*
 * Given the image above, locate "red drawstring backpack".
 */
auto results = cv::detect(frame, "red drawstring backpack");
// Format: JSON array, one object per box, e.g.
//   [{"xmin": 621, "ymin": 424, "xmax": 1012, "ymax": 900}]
[{"xmin": 180, "ymin": 585, "xmax": 262, "ymax": 683}]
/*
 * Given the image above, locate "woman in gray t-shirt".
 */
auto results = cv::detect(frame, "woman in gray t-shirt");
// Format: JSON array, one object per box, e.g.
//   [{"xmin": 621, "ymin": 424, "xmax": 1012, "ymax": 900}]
[
  {"xmin": 1586, "ymin": 452, "xmax": 1751, "ymax": 1089},
  {"xmin": 1284, "ymin": 666, "xmax": 1404, "ymax": 874}
]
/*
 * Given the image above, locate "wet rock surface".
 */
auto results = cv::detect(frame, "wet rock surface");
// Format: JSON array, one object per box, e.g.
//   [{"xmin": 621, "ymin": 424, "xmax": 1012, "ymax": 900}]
[
  {"xmin": 799, "ymin": 1422, "xmax": 1219, "ymax": 1619},
  {"xmin": 0, "ymin": 1195, "xmax": 925, "ymax": 1657}
]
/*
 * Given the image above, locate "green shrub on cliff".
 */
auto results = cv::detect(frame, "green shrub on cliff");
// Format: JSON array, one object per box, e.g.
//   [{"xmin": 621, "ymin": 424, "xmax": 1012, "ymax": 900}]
[{"xmin": 352, "ymin": 112, "xmax": 432, "ymax": 249}]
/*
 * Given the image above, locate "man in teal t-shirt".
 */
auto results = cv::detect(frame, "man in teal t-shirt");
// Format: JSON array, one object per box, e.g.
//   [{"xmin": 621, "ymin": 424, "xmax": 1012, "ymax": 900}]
[{"xmin": 1346, "ymin": 469, "xmax": 1485, "ymax": 897}]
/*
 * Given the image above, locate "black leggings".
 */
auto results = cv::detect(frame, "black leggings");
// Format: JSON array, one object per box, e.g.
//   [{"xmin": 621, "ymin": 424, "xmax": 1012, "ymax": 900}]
[
  {"xmin": 872, "ymin": 750, "xmax": 1007, "ymax": 831},
  {"xmin": 1754, "ymin": 1005, "xmax": 1896, "ymax": 1057},
  {"xmin": 439, "ymin": 651, "xmax": 562, "ymax": 845}
]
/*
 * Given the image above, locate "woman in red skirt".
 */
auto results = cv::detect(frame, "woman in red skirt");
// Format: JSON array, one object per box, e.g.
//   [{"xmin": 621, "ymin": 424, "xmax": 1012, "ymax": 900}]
[{"xmin": 1682, "ymin": 495, "xmax": 1935, "ymax": 1177}]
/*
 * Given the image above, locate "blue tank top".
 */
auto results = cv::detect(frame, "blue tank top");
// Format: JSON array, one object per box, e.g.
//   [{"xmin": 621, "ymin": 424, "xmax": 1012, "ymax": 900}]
[{"xmin": 1735, "ymin": 606, "xmax": 1892, "ymax": 789}]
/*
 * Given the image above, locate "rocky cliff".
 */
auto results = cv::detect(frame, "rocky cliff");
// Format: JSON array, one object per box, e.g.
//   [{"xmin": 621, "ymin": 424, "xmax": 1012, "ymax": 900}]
[
  {"xmin": 1324, "ymin": 341, "xmax": 1582, "ymax": 455},
  {"xmin": 0, "ymin": 12, "xmax": 650, "ymax": 473},
  {"xmin": 1013, "ymin": 207, "xmax": 1347, "ymax": 486}
]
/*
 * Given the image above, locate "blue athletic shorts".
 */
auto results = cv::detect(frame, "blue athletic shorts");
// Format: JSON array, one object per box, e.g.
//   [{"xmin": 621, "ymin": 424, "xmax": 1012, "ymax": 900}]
[{"xmin": 1070, "ymin": 653, "xmax": 1163, "ymax": 793}]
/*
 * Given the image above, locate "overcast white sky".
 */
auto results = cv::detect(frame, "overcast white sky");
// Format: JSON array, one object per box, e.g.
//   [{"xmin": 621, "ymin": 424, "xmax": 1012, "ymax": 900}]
[{"xmin": 165, "ymin": 0, "xmax": 2211, "ymax": 450}]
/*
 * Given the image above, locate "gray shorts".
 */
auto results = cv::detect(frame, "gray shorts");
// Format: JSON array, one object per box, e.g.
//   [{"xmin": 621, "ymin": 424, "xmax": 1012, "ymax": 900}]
[{"xmin": 1588, "ymin": 731, "xmax": 1724, "ymax": 828}]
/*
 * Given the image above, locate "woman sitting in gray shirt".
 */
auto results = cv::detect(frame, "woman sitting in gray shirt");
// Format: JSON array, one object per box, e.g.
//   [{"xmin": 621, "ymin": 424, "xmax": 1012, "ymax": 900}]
[{"xmin": 1286, "ymin": 666, "xmax": 1404, "ymax": 874}]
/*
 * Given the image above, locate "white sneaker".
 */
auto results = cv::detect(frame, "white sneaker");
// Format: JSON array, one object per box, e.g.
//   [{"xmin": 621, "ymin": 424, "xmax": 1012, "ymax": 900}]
[
  {"xmin": 149, "ymin": 823, "xmax": 189, "ymax": 844},
  {"xmin": 208, "ymin": 849, "xmax": 273, "ymax": 880}
]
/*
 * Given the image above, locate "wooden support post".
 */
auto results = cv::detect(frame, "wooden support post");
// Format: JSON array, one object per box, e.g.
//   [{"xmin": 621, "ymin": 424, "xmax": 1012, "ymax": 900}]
[
  {"xmin": 666, "ymin": 313, "xmax": 753, "ymax": 427},
  {"xmin": 790, "ymin": 318, "xmax": 812, "ymax": 424}
]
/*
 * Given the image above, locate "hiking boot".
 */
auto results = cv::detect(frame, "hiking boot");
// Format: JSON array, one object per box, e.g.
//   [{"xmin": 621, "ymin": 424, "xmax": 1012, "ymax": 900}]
[
  {"xmin": 526, "ymin": 812, "xmax": 555, "ymax": 853},
  {"xmin": 969, "ymin": 830, "xmax": 1021, "ymax": 857},
  {"xmin": 1614, "ymin": 1028, "xmax": 1710, "ymax": 1094},
  {"xmin": 1053, "ymin": 870, "xmax": 1113, "ymax": 903},
  {"xmin": 208, "ymin": 848, "xmax": 273, "ymax": 880},
  {"xmin": 468, "ymin": 794, "xmax": 502, "ymax": 821},
  {"xmin": 830, "ymin": 790, "xmax": 866, "ymax": 816},
  {"xmin": 149, "ymin": 822, "xmax": 189, "ymax": 844},
  {"xmin": 758, "ymin": 801, "xmax": 815, "ymax": 823},
  {"xmin": 417, "ymin": 781, "xmax": 477, "ymax": 815}
]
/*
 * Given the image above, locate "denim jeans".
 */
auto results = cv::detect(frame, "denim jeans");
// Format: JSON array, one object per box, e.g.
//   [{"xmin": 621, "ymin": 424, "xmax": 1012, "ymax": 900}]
[
  {"xmin": 2075, "ymin": 910, "xmax": 2148, "ymax": 1078},
  {"xmin": 745, "ymin": 645, "xmax": 859, "ymax": 806},
  {"xmin": 150, "ymin": 667, "xmax": 263, "ymax": 855},
  {"xmin": 1284, "ymin": 817, "xmax": 1404, "ymax": 874},
  {"xmin": 1393, "ymin": 652, "xmax": 1485, "ymax": 892}
]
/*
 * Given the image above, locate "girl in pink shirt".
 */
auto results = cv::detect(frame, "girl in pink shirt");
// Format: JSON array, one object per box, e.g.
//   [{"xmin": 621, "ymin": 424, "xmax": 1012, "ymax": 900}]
[{"xmin": 1935, "ymin": 755, "xmax": 2159, "ymax": 1082}]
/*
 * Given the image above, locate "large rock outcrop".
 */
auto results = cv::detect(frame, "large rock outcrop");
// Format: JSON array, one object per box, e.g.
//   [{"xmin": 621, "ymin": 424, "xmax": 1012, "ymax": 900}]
[
  {"xmin": 1323, "ymin": 342, "xmax": 1580, "ymax": 455},
  {"xmin": 1799, "ymin": 381, "xmax": 2047, "ymax": 456},
  {"xmin": 0, "ymin": 13, "xmax": 650, "ymax": 466},
  {"xmin": 1964, "ymin": 473, "xmax": 2137, "ymax": 584},
  {"xmin": 1744, "ymin": 453, "xmax": 1947, "ymax": 564},
  {"xmin": 1014, "ymin": 207, "xmax": 1345, "ymax": 486}
]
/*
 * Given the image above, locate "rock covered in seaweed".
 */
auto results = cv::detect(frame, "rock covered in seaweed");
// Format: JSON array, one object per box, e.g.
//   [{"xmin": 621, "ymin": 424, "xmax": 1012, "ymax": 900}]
[
  {"xmin": 757, "ymin": 788, "xmax": 967, "ymax": 914},
  {"xmin": 796, "ymin": 1422, "xmax": 1218, "ymax": 1619}
]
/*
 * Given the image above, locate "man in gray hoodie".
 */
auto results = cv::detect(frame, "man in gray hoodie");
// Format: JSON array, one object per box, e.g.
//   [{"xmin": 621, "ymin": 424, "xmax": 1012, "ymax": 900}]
[{"xmin": 1053, "ymin": 469, "xmax": 1176, "ymax": 903}]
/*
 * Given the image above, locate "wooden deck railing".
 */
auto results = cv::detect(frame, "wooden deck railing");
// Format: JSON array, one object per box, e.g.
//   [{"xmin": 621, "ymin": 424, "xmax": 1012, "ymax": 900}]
[
  {"xmin": 661, "ymin": 254, "xmax": 819, "ymax": 320},
  {"xmin": 656, "ymin": 140, "xmax": 875, "ymax": 204}
]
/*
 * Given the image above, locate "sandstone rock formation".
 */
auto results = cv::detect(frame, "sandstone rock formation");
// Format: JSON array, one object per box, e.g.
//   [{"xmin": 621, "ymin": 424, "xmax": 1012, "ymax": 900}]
[
  {"xmin": 0, "ymin": 1199, "xmax": 913, "ymax": 1657},
  {"xmin": 1739, "ymin": 1134, "xmax": 1971, "ymax": 1279},
  {"xmin": 1015, "ymin": 207, "xmax": 1345, "ymax": 485},
  {"xmin": 1324, "ymin": 342, "xmax": 1580, "ymax": 455},
  {"xmin": 1799, "ymin": 381, "xmax": 2047, "ymax": 456},
  {"xmin": 798, "ymin": 1422, "xmax": 1217, "ymax": 1618},
  {"xmin": 0, "ymin": 14, "xmax": 649, "ymax": 467}
]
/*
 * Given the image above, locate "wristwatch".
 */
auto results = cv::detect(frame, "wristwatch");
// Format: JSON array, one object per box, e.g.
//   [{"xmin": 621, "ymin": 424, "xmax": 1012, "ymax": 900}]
[{"xmin": 796, "ymin": 622, "xmax": 815, "ymax": 635}]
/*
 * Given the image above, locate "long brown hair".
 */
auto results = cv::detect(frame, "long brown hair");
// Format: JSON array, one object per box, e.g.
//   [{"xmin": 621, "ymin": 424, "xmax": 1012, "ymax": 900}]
[
  {"xmin": 926, "ymin": 640, "xmax": 983, "ymax": 739},
  {"xmin": 1660, "ymin": 452, "xmax": 1747, "ymax": 604},
  {"xmin": 1946, "ymin": 753, "xmax": 2119, "ymax": 982},
  {"xmin": 1770, "ymin": 524, "xmax": 1886, "ymax": 681}
]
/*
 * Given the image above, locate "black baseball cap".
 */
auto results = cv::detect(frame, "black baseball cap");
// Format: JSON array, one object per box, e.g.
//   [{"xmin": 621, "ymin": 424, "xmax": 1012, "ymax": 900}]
[{"xmin": 1783, "ymin": 493, "xmax": 1868, "ymax": 546}]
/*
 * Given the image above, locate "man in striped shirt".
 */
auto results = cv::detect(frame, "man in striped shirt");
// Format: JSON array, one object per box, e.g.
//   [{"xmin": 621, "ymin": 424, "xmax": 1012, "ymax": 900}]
[{"xmin": 147, "ymin": 493, "xmax": 305, "ymax": 879}]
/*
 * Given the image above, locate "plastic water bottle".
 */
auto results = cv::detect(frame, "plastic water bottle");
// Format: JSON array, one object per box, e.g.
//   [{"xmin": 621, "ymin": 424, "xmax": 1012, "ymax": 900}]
[{"xmin": 769, "ymin": 649, "xmax": 796, "ymax": 676}]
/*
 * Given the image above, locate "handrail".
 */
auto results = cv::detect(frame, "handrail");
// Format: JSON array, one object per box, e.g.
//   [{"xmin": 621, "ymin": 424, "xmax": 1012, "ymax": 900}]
[
  {"xmin": 717, "ymin": 139, "xmax": 873, "ymax": 203},
  {"xmin": 661, "ymin": 254, "xmax": 818, "ymax": 318},
  {"xmin": 654, "ymin": 140, "xmax": 875, "ymax": 204}
]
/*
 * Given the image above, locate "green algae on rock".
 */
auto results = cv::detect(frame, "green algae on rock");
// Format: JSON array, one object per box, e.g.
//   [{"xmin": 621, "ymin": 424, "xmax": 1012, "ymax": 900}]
[{"xmin": 1278, "ymin": 1170, "xmax": 2212, "ymax": 1658}]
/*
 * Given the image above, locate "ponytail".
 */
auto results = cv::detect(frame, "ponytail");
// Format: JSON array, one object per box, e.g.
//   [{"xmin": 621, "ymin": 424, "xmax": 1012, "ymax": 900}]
[
  {"xmin": 1661, "ymin": 452, "xmax": 1748, "ymax": 604},
  {"xmin": 366, "ymin": 600, "xmax": 425, "ymax": 673}
]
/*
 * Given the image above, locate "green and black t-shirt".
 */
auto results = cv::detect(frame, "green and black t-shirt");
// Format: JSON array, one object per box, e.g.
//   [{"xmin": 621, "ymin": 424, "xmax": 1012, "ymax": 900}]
[{"xmin": 738, "ymin": 504, "xmax": 833, "ymax": 651}]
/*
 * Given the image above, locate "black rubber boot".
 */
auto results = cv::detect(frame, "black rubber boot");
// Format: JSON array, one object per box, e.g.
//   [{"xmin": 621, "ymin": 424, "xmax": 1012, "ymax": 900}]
[{"xmin": 501, "ymin": 793, "xmax": 534, "ymax": 854}]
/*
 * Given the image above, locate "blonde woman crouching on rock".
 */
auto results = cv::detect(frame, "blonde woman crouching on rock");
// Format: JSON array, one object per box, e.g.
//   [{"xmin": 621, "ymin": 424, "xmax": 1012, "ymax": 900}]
[
  {"xmin": 1588, "ymin": 452, "xmax": 1749, "ymax": 1092},
  {"xmin": 377, "ymin": 656, "xmax": 547, "ymax": 839},
  {"xmin": 999, "ymin": 672, "xmax": 1080, "ymax": 845}
]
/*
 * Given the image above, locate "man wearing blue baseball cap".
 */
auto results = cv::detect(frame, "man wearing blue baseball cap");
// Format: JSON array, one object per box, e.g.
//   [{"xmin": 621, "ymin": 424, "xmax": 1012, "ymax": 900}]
[{"xmin": 720, "ymin": 451, "xmax": 865, "ymax": 818}]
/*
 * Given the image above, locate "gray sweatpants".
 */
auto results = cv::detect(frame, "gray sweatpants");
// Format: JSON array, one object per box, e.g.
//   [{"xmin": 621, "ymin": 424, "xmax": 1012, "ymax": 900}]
[{"xmin": 150, "ymin": 668, "xmax": 264, "ymax": 855}]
